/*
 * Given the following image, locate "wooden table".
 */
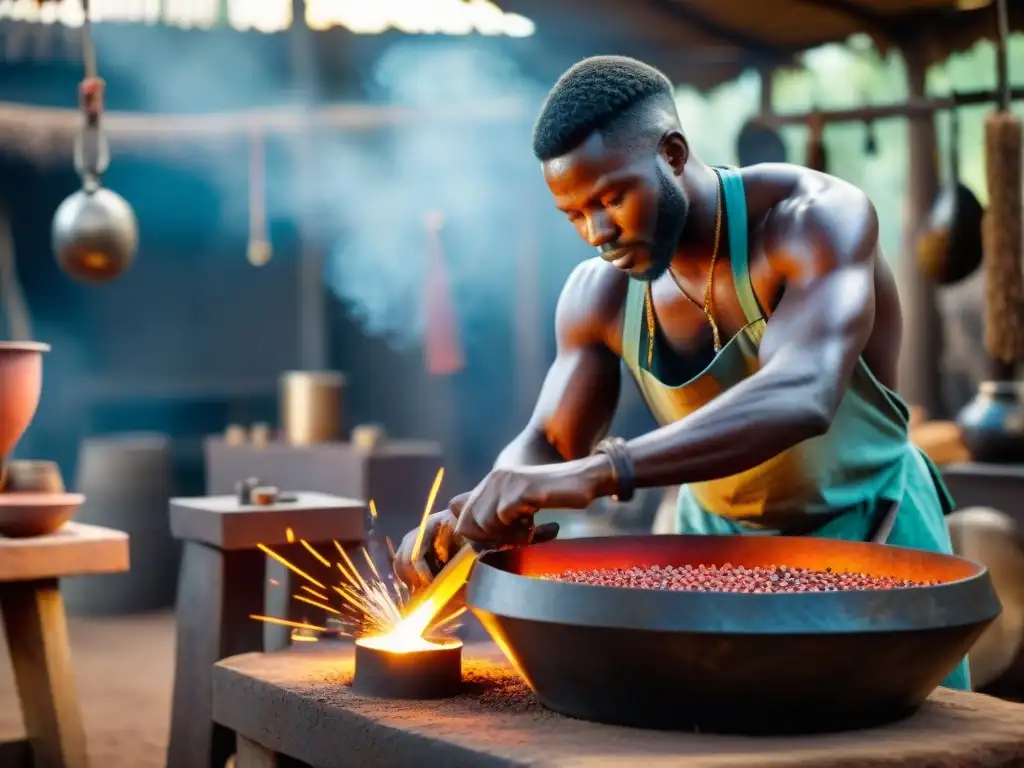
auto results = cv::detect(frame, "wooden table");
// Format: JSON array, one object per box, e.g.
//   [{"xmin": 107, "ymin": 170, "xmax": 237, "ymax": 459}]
[
  {"xmin": 0, "ymin": 523, "xmax": 129, "ymax": 768},
  {"xmin": 213, "ymin": 642, "xmax": 1024, "ymax": 768},
  {"xmin": 167, "ymin": 492, "xmax": 365, "ymax": 768}
]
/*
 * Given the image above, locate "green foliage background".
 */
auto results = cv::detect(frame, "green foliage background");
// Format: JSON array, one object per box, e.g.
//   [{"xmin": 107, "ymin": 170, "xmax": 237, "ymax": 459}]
[{"xmin": 673, "ymin": 34, "xmax": 1024, "ymax": 269}]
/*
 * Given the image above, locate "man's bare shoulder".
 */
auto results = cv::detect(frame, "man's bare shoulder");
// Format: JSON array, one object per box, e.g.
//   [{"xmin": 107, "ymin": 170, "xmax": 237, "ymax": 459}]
[
  {"xmin": 739, "ymin": 163, "xmax": 878, "ymax": 278},
  {"xmin": 555, "ymin": 257, "xmax": 630, "ymax": 356}
]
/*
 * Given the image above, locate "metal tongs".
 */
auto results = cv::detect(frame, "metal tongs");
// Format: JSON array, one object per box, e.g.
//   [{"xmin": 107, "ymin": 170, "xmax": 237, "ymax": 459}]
[{"xmin": 402, "ymin": 521, "xmax": 560, "ymax": 622}]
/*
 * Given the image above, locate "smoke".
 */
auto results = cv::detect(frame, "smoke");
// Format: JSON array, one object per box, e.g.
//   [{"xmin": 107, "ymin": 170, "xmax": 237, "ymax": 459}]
[
  {"xmin": 320, "ymin": 39, "xmax": 549, "ymax": 348},
  {"xmin": 89, "ymin": 27, "xmax": 557, "ymax": 350},
  {"xmin": 89, "ymin": 25, "xmax": 284, "ymax": 231}
]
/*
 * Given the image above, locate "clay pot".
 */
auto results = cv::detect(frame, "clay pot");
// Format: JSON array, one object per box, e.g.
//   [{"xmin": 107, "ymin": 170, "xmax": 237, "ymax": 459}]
[
  {"xmin": 957, "ymin": 380, "xmax": 1024, "ymax": 463},
  {"xmin": 0, "ymin": 492, "xmax": 84, "ymax": 537},
  {"xmin": 0, "ymin": 341, "xmax": 50, "ymax": 488},
  {"xmin": 3, "ymin": 460, "xmax": 65, "ymax": 494}
]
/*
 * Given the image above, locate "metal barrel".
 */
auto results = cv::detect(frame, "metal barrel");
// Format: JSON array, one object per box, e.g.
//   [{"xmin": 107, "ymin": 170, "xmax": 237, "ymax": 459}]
[{"xmin": 63, "ymin": 433, "xmax": 178, "ymax": 615}]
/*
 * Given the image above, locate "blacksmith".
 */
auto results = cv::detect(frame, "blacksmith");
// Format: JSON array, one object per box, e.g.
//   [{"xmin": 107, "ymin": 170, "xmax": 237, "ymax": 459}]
[{"xmin": 394, "ymin": 56, "xmax": 968, "ymax": 690}]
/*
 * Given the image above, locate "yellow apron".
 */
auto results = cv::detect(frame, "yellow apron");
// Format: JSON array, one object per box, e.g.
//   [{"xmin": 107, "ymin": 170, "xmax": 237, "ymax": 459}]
[{"xmin": 619, "ymin": 167, "xmax": 968, "ymax": 690}]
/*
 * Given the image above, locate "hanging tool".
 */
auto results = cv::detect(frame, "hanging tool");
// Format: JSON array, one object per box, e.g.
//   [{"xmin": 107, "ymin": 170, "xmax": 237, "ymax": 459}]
[
  {"xmin": 0, "ymin": 201, "xmax": 32, "ymax": 341},
  {"xmin": 861, "ymin": 91, "xmax": 879, "ymax": 157},
  {"xmin": 247, "ymin": 130, "xmax": 272, "ymax": 267},
  {"xmin": 804, "ymin": 107, "xmax": 828, "ymax": 173},
  {"xmin": 735, "ymin": 118, "xmax": 787, "ymax": 167},
  {"xmin": 50, "ymin": 0, "xmax": 139, "ymax": 284},
  {"xmin": 916, "ymin": 91, "xmax": 985, "ymax": 286}
]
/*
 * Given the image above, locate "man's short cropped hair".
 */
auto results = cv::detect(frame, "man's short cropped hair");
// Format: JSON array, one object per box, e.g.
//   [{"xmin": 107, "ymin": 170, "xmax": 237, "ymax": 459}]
[{"xmin": 532, "ymin": 56, "xmax": 675, "ymax": 162}]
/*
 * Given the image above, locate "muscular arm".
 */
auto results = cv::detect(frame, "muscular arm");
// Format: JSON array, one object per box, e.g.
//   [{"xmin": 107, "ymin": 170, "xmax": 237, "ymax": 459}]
[
  {"xmin": 494, "ymin": 259, "xmax": 623, "ymax": 470},
  {"xmin": 595, "ymin": 177, "xmax": 880, "ymax": 490},
  {"xmin": 450, "ymin": 178, "xmax": 888, "ymax": 548}
]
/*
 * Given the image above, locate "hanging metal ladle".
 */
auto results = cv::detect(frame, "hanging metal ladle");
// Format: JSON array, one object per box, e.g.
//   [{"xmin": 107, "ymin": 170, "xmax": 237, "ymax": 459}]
[
  {"xmin": 916, "ymin": 91, "xmax": 984, "ymax": 286},
  {"xmin": 51, "ymin": 0, "xmax": 138, "ymax": 284}
]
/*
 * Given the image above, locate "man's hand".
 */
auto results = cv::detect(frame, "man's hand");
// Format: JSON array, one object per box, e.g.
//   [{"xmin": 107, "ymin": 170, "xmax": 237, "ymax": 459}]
[
  {"xmin": 454, "ymin": 461, "xmax": 606, "ymax": 544},
  {"xmin": 392, "ymin": 463, "xmax": 593, "ymax": 590},
  {"xmin": 393, "ymin": 493, "xmax": 471, "ymax": 590}
]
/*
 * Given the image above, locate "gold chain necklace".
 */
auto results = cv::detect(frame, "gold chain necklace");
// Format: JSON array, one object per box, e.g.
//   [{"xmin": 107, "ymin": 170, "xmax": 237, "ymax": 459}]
[{"xmin": 644, "ymin": 173, "xmax": 724, "ymax": 367}]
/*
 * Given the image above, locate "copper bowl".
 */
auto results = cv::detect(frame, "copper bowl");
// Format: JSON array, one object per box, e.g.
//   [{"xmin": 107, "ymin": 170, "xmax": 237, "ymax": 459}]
[
  {"xmin": 467, "ymin": 534, "xmax": 1000, "ymax": 734},
  {"xmin": 0, "ymin": 492, "xmax": 84, "ymax": 537}
]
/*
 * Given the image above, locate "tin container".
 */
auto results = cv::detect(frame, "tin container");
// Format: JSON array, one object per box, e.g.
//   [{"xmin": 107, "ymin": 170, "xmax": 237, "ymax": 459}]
[{"xmin": 279, "ymin": 370, "xmax": 345, "ymax": 446}]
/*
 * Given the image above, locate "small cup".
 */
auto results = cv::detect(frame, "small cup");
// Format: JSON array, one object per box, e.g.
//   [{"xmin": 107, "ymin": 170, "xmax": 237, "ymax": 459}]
[
  {"xmin": 249, "ymin": 423, "xmax": 271, "ymax": 449},
  {"xmin": 2, "ymin": 460, "xmax": 65, "ymax": 494},
  {"xmin": 251, "ymin": 486, "xmax": 279, "ymax": 506},
  {"xmin": 352, "ymin": 424, "xmax": 386, "ymax": 453},
  {"xmin": 224, "ymin": 424, "xmax": 247, "ymax": 446}
]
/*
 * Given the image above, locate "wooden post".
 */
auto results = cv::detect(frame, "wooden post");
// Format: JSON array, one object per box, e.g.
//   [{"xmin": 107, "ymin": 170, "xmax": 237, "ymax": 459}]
[
  {"xmin": 0, "ymin": 579, "xmax": 88, "ymax": 768},
  {"xmin": 0, "ymin": 524, "xmax": 128, "ymax": 768},
  {"xmin": 515, "ymin": 193, "xmax": 545, "ymax": 423},
  {"xmin": 290, "ymin": 2, "xmax": 327, "ymax": 371},
  {"xmin": 759, "ymin": 66, "xmax": 775, "ymax": 117},
  {"xmin": 897, "ymin": 40, "xmax": 945, "ymax": 418}
]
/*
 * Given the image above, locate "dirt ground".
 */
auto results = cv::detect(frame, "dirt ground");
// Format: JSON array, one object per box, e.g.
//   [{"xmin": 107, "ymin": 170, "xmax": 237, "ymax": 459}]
[{"xmin": 0, "ymin": 611, "xmax": 174, "ymax": 768}]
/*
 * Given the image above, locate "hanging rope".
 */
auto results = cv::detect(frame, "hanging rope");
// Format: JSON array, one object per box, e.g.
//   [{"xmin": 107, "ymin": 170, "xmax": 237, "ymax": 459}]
[
  {"xmin": 247, "ymin": 130, "xmax": 271, "ymax": 266},
  {"xmin": 0, "ymin": 199, "xmax": 33, "ymax": 342},
  {"xmin": 72, "ymin": 0, "xmax": 109, "ymax": 190}
]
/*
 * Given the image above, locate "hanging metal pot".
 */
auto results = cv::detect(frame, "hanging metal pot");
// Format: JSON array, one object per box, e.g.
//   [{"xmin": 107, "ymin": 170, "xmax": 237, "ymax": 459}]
[
  {"xmin": 53, "ymin": 183, "xmax": 138, "ymax": 283},
  {"xmin": 916, "ymin": 96, "xmax": 984, "ymax": 286},
  {"xmin": 735, "ymin": 118, "xmax": 787, "ymax": 167},
  {"xmin": 51, "ymin": 3, "xmax": 139, "ymax": 285}
]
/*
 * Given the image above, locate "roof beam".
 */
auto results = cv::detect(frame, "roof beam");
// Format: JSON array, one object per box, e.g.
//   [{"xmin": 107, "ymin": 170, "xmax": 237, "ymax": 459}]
[
  {"xmin": 646, "ymin": 0, "xmax": 790, "ymax": 62},
  {"xmin": 788, "ymin": 0, "xmax": 901, "ymax": 42},
  {"xmin": 763, "ymin": 85, "xmax": 1024, "ymax": 126}
]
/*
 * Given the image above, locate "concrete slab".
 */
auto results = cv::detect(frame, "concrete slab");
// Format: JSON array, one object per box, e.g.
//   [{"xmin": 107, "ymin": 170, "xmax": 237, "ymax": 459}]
[
  {"xmin": 213, "ymin": 642, "xmax": 1024, "ymax": 768},
  {"xmin": 169, "ymin": 492, "xmax": 365, "ymax": 550},
  {"xmin": 204, "ymin": 437, "xmax": 443, "ymax": 548}
]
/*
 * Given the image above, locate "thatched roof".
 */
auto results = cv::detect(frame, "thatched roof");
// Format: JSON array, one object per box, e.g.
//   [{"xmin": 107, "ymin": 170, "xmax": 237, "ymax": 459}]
[
  {"xmin": 3, "ymin": 1, "xmax": 1022, "ymax": 94},
  {"xmin": 500, "ymin": 0, "xmax": 1024, "ymax": 91},
  {"xmin": 0, "ymin": 0, "xmax": 1020, "ymax": 160}
]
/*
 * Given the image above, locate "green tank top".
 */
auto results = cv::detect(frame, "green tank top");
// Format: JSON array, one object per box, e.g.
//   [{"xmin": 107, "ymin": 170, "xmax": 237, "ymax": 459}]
[{"xmin": 621, "ymin": 167, "xmax": 949, "ymax": 531}]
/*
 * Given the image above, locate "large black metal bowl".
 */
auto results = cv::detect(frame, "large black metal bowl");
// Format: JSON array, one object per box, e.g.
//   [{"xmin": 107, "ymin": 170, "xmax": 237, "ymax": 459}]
[{"xmin": 466, "ymin": 535, "xmax": 1000, "ymax": 735}]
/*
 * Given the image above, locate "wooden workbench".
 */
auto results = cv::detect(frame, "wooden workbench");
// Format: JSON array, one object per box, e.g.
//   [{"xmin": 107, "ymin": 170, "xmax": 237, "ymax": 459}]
[
  {"xmin": 213, "ymin": 642, "xmax": 1024, "ymax": 768},
  {"xmin": 0, "ymin": 522, "xmax": 130, "ymax": 768}
]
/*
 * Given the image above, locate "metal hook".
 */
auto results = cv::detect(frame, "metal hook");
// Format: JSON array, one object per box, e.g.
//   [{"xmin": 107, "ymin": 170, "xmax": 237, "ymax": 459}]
[{"xmin": 72, "ymin": 0, "xmax": 108, "ymax": 185}]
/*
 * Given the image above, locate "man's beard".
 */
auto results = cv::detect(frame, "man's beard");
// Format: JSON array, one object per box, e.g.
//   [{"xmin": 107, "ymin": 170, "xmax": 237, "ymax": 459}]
[{"xmin": 633, "ymin": 163, "xmax": 689, "ymax": 282}]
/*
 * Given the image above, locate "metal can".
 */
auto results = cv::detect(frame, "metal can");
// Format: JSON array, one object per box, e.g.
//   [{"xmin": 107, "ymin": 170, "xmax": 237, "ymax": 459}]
[{"xmin": 279, "ymin": 370, "xmax": 345, "ymax": 446}]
